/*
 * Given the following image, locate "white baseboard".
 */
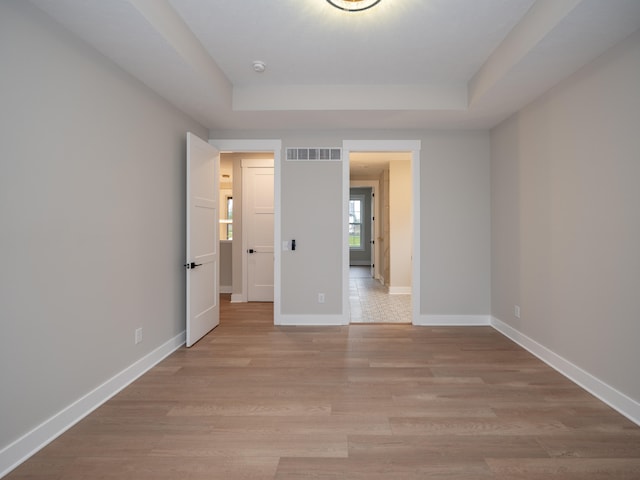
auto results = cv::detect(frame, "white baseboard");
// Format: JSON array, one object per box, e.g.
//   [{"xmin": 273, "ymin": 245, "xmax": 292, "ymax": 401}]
[
  {"xmin": 491, "ymin": 316, "xmax": 640, "ymax": 426},
  {"xmin": 275, "ymin": 314, "xmax": 348, "ymax": 326},
  {"xmin": 0, "ymin": 332, "xmax": 186, "ymax": 478},
  {"xmin": 220, "ymin": 285, "xmax": 232, "ymax": 294},
  {"xmin": 414, "ymin": 314, "xmax": 490, "ymax": 326},
  {"xmin": 388, "ymin": 286, "xmax": 411, "ymax": 295},
  {"xmin": 230, "ymin": 293, "xmax": 244, "ymax": 303}
]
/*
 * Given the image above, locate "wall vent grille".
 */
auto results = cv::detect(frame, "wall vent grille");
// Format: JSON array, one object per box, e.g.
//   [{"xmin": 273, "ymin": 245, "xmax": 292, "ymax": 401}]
[{"xmin": 286, "ymin": 148, "xmax": 342, "ymax": 161}]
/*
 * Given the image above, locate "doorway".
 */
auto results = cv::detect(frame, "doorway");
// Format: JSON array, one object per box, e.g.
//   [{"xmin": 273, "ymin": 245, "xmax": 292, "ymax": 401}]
[
  {"xmin": 212, "ymin": 140, "xmax": 280, "ymax": 316},
  {"xmin": 342, "ymin": 140, "xmax": 421, "ymax": 325}
]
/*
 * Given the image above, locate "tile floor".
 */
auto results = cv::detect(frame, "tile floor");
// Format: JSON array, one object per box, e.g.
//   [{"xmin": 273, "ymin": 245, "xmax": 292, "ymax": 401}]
[{"xmin": 349, "ymin": 266, "xmax": 412, "ymax": 324}]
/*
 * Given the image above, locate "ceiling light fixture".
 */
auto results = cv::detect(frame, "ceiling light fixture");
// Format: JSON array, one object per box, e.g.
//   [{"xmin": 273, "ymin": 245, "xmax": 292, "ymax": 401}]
[
  {"xmin": 326, "ymin": 0, "xmax": 382, "ymax": 12},
  {"xmin": 252, "ymin": 61, "xmax": 266, "ymax": 73}
]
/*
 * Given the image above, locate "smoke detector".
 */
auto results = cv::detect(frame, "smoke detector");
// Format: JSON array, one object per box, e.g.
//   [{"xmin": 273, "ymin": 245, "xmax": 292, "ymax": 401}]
[{"xmin": 252, "ymin": 61, "xmax": 266, "ymax": 73}]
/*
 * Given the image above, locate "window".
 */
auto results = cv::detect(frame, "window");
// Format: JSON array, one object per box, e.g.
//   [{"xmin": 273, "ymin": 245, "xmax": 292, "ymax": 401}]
[
  {"xmin": 225, "ymin": 196, "xmax": 233, "ymax": 240},
  {"xmin": 219, "ymin": 194, "xmax": 233, "ymax": 240},
  {"xmin": 349, "ymin": 196, "xmax": 364, "ymax": 249}
]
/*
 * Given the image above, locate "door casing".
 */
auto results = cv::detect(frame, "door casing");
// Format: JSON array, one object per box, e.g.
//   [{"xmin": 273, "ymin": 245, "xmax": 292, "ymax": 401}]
[{"xmin": 343, "ymin": 140, "xmax": 421, "ymax": 325}]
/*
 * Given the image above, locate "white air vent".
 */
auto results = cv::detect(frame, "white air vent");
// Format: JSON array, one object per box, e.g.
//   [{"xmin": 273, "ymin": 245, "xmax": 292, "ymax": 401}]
[{"xmin": 286, "ymin": 148, "xmax": 341, "ymax": 161}]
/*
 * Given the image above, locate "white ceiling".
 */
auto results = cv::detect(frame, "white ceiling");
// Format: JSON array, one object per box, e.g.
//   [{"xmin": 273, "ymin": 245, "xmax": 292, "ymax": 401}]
[{"xmin": 30, "ymin": 0, "xmax": 640, "ymax": 132}]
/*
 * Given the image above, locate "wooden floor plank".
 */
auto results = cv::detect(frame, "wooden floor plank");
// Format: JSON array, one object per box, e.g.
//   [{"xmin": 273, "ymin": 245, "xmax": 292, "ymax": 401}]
[
  {"xmin": 486, "ymin": 458, "xmax": 640, "ymax": 479},
  {"xmin": 5, "ymin": 296, "xmax": 640, "ymax": 479}
]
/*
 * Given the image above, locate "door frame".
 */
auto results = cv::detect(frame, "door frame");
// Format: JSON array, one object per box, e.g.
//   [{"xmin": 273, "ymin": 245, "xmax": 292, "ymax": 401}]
[
  {"xmin": 342, "ymin": 140, "xmax": 421, "ymax": 325},
  {"xmin": 210, "ymin": 139, "xmax": 282, "ymax": 322},
  {"xmin": 350, "ymin": 181, "xmax": 379, "ymax": 279}
]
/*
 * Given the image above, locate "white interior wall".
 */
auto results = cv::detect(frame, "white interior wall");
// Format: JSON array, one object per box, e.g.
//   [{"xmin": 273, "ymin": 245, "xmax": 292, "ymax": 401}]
[
  {"xmin": 0, "ymin": 1, "xmax": 207, "ymax": 469},
  {"xmin": 419, "ymin": 131, "xmax": 491, "ymax": 319},
  {"xmin": 389, "ymin": 160, "xmax": 412, "ymax": 293},
  {"xmin": 219, "ymin": 241, "xmax": 232, "ymax": 291},
  {"xmin": 491, "ymin": 29, "xmax": 640, "ymax": 412},
  {"xmin": 380, "ymin": 169, "xmax": 390, "ymax": 285}
]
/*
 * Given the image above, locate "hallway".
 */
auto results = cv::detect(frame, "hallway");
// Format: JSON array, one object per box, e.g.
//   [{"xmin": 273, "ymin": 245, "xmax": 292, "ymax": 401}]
[{"xmin": 349, "ymin": 266, "xmax": 412, "ymax": 324}]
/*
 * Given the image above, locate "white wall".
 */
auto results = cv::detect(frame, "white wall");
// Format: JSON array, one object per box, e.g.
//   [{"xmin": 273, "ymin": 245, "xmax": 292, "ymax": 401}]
[
  {"xmin": 389, "ymin": 160, "xmax": 412, "ymax": 292},
  {"xmin": 281, "ymin": 159, "xmax": 344, "ymax": 314},
  {"xmin": 0, "ymin": 0, "xmax": 207, "ymax": 462},
  {"xmin": 491, "ymin": 30, "xmax": 640, "ymax": 405},
  {"xmin": 420, "ymin": 131, "xmax": 491, "ymax": 316},
  {"xmin": 219, "ymin": 241, "xmax": 232, "ymax": 291}
]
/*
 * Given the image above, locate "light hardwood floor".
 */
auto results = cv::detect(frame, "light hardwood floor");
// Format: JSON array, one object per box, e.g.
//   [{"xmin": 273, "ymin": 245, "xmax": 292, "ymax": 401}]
[{"xmin": 7, "ymin": 296, "xmax": 640, "ymax": 479}]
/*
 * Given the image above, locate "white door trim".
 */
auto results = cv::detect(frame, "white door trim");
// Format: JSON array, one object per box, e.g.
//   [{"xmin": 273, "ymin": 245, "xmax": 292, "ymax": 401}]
[
  {"xmin": 343, "ymin": 140, "xmax": 421, "ymax": 325},
  {"xmin": 209, "ymin": 139, "xmax": 282, "ymax": 322}
]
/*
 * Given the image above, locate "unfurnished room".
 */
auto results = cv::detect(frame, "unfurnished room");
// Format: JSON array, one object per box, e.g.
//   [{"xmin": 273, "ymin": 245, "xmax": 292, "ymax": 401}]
[{"xmin": 1, "ymin": 0, "xmax": 639, "ymax": 478}]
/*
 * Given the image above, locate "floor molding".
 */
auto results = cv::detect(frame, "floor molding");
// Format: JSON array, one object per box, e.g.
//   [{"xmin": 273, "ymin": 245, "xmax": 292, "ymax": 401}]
[
  {"xmin": 491, "ymin": 316, "xmax": 640, "ymax": 426},
  {"xmin": 230, "ymin": 293, "xmax": 244, "ymax": 303},
  {"xmin": 414, "ymin": 314, "xmax": 490, "ymax": 326},
  {"xmin": 0, "ymin": 332, "xmax": 186, "ymax": 478},
  {"xmin": 276, "ymin": 314, "xmax": 348, "ymax": 326}
]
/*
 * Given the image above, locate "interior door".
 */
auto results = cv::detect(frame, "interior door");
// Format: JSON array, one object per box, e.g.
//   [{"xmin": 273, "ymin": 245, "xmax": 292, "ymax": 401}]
[
  {"xmin": 243, "ymin": 160, "xmax": 274, "ymax": 302},
  {"xmin": 186, "ymin": 132, "xmax": 220, "ymax": 347}
]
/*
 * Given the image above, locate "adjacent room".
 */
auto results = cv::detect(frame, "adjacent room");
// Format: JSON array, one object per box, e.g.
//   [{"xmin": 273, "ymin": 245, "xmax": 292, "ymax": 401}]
[{"xmin": 1, "ymin": 0, "xmax": 639, "ymax": 478}]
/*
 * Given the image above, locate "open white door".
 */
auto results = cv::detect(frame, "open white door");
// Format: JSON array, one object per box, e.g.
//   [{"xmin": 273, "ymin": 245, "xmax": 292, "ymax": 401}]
[{"xmin": 186, "ymin": 132, "xmax": 220, "ymax": 347}]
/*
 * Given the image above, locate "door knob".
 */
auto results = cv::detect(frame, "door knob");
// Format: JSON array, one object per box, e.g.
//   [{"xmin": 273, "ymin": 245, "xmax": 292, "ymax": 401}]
[{"xmin": 247, "ymin": 249, "xmax": 256, "ymax": 254}]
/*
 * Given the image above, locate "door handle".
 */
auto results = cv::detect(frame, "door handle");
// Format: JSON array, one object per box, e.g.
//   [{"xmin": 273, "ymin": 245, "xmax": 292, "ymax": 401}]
[
  {"xmin": 184, "ymin": 262, "xmax": 203, "ymax": 269},
  {"xmin": 247, "ymin": 249, "xmax": 257, "ymax": 254}
]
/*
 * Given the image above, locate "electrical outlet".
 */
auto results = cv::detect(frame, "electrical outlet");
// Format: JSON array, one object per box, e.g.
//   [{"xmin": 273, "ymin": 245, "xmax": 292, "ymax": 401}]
[
  {"xmin": 318, "ymin": 293, "xmax": 325, "ymax": 304},
  {"xmin": 135, "ymin": 327, "xmax": 143, "ymax": 344},
  {"xmin": 514, "ymin": 305, "xmax": 521, "ymax": 319}
]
